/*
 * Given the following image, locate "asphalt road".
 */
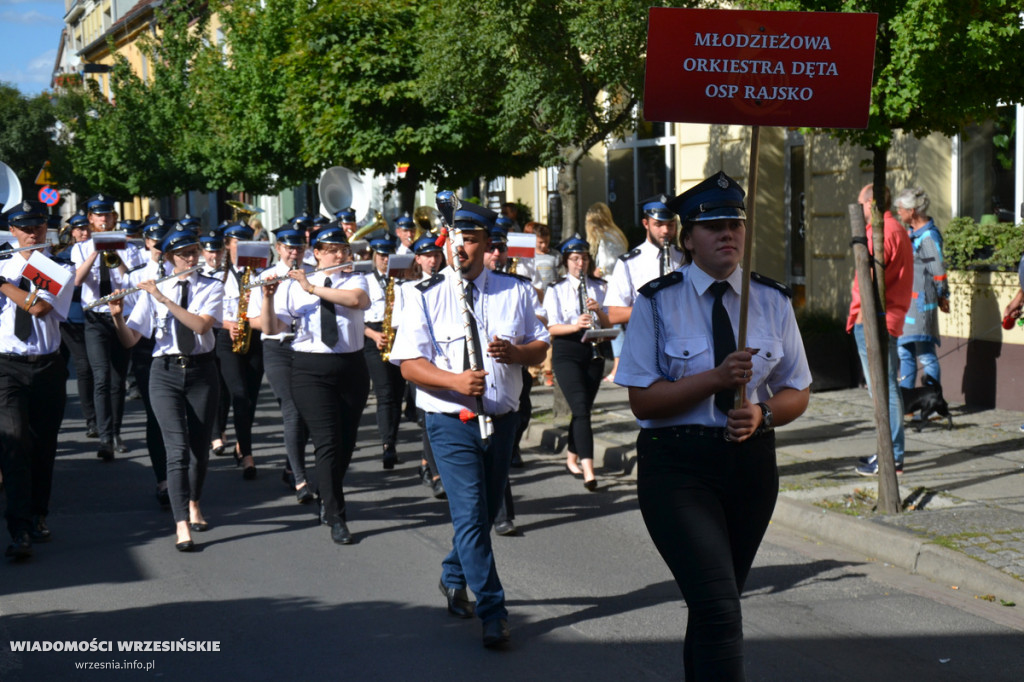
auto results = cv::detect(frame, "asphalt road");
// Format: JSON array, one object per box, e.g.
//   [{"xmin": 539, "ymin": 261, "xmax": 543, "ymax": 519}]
[{"xmin": 2, "ymin": 385, "xmax": 1023, "ymax": 681}]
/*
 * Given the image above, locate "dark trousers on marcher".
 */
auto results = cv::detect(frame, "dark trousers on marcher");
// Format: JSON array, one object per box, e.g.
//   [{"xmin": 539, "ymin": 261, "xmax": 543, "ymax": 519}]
[
  {"xmin": 132, "ymin": 338, "xmax": 166, "ymax": 484},
  {"xmin": 0, "ymin": 354, "xmax": 66, "ymax": 538},
  {"xmin": 263, "ymin": 339, "xmax": 310, "ymax": 486},
  {"xmin": 148, "ymin": 354, "xmax": 219, "ymax": 524},
  {"xmin": 637, "ymin": 427, "xmax": 778, "ymax": 681},
  {"xmin": 291, "ymin": 351, "xmax": 369, "ymax": 524},
  {"xmin": 552, "ymin": 337, "xmax": 605, "ymax": 461},
  {"xmin": 210, "ymin": 328, "xmax": 231, "ymax": 442},
  {"xmin": 84, "ymin": 312, "xmax": 130, "ymax": 444},
  {"xmin": 215, "ymin": 329, "xmax": 264, "ymax": 456},
  {"xmin": 426, "ymin": 411, "xmax": 518, "ymax": 623},
  {"xmin": 60, "ymin": 322, "xmax": 96, "ymax": 425},
  {"xmin": 363, "ymin": 330, "xmax": 405, "ymax": 454}
]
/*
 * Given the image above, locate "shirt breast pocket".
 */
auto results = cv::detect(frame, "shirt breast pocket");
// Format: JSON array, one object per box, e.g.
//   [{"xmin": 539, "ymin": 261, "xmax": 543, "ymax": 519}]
[
  {"xmin": 663, "ymin": 335, "xmax": 712, "ymax": 379},
  {"xmin": 433, "ymin": 322, "xmax": 466, "ymax": 370},
  {"xmin": 492, "ymin": 323, "xmax": 522, "ymax": 345},
  {"xmin": 748, "ymin": 336, "xmax": 785, "ymax": 386}
]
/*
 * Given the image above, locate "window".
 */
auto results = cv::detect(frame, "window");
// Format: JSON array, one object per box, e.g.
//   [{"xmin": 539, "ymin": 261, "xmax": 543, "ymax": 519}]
[
  {"xmin": 957, "ymin": 106, "xmax": 1017, "ymax": 222},
  {"xmin": 606, "ymin": 120, "xmax": 675, "ymax": 234}
]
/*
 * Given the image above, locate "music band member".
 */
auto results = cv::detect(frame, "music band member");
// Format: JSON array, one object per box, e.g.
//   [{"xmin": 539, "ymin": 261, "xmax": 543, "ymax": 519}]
[{"xmin": 390, "ymin": 200, "xmax": 549, "ymax": 648}]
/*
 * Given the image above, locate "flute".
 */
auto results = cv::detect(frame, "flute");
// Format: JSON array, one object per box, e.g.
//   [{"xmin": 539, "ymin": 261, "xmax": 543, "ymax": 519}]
[
  {"xmin": 239, "ymin": 260, "xmax": 358, "ymax": 291},
  {"xmin": 83, "ymin": 264, "xmax": 204, "ymax": 311},
  {"xmin": 437, "ymin": 190, "xmax": 493, "ymax": 443},
  {"xmin": 0, "ymin": 242, "xmax": 50, "ymax": 258}
]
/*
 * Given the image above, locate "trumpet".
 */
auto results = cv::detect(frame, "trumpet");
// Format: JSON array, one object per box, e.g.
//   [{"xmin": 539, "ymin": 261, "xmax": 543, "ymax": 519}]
[
  {"xmin": 102, "ymin": 250, "xmax": 123, "ymax": 269},
  {"xmin": 577, "ymin": 276, "xmax": 602, "ymax": 360},
  {"xmin": 83, "ymin": 264, "xmax": 204, "ymax": 311}
]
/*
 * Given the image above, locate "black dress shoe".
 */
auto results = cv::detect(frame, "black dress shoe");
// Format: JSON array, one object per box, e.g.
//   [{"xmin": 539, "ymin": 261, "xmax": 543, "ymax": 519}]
[
  {"xmin": 431, "ymin": 478, "xmax": 447, "ymax": 500},
  {"xmin": 565, "ymin": 464, "xmax": 583, "ymax": 479},
  {"xmin": 482, "ymin": 618, "xmax": 510, "ymax": 648},
  {"xmin": 331, "ymin": 521, "xmax": 353, "ymax": 545},
  {"xmin": 583, "ymin": 478, "xmax": 598, "ymax": 492},
  {"xmin": 210, "ymin": 440, "xmax": 226, "ymax": 456},
  {"xmin": 85, "ymin": 422, "xmax": 99, "ymax": 439},
  {"xmin": 438, "ymin": 579, "xmax": 475, "ymax": 618},
  {"xmin": 114, "ymin": 435, "xmax": 129, "ymax": 453},
  {"xmin": 5, "ymin": 532, "xmax": 32, "ymax": 561},
  {"xmin": 175, "ymin": 540, "xmax": 196, "ymax": 552},
  {"xmin": 418, "ymin": 464, "xmax": 432, "ymax": 487},
  {"xmin": 510, "ymin": 451, "xmax": 525, "ymax": 468},
  {"xmin": 382, "ymin": 448, "xmax": 398, "ymax": 470},
  {"xmin": 97, "ymin": 443, "xmax": 115, "ymax": 462},
  {"xmin": 156, "ymin": 487, "xmax": 171, "ymax": 509},
  {"xmin": 296, "ymin": 486, "xmax": 315, "ymax": 505},
  {"xmin": 29, "ymin": 516, "xmax": 51, "ymax": 543},
  {"xmin": 494, "ymin": 519, "xmax": 517, "ymax": 536},
  {"xmin": 189, "ymin": 521, "xmax": 210, "ymax": 532},
  {"xmin": 242, "ymin": 462, "xmax": 258, "ymax": 480}
]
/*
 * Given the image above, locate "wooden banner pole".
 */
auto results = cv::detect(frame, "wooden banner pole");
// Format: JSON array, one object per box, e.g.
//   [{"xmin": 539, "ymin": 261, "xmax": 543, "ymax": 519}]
[{"xmin": 735, "ymin": 124, "xmax": 760, "ymax": 409}]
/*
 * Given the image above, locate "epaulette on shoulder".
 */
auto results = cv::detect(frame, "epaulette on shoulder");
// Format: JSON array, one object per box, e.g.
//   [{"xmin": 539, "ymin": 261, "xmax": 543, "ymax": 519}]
[
  {"xmin": 494, "ymin": 270, "xmax": 531, "ymax": 284},
  {"xmin": 751, "ymin": 272, "xmax": 792, "ymax": 298},
  {"xmin": 591, "ymin": 276, "xmax": 607, "ymax": 284},
  {"xmin": 619, "ymin": 247, "xmax": 642, "ymax": 262},
  {"xmin": 416, "ymin": 272, "xmax": 445, "ymax": 292},
  {"xmin": 198, "ymin": 272, "xmax": 220, "ymax": 282},
  {"xmin": 552, "ymin": 275, "xmax": 566, "ymax": 286},
  {"xmin": 50, "ymin": 250, "xmax": 73, "ymax": 264},
  {"xmin": 639, "ymin": 271, "xmax": 683, "ymax": 297}
]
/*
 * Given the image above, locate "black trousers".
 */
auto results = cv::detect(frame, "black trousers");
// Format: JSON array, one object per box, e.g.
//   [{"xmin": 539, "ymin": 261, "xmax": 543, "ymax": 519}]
[
  {"xmin": 132, "ymin": 338, "xmax": 167, "ymax": 484},
  {"xmin": 636, "ymin": 427, "xmax": 777, "ymax": 681},
  {"xmin": 0, "ymin": 353, "xmax": 66, "ymax": 538},
  {"xmin": 148, "ymin": 354, "xmax": 219, "ymax": 524},
  {"xmin": 551, "ymin": 337, "xmax": 605, "ymax": 461},
  {"xmin": 59, "ymin": 322, "xmax": 96, "ymax": 425},
  {"xmin": 363, "ymin": 330, "xmax": 405, "ymax": 453},
  {"xmin": 214, "ymin": 329, "xmax": 264, "ymax": 457},
  {"xmin": 291, "ymin": 351, "xmax": 369, "ymax": 524},
  {"xmin": 210, "ymin": 328, "xmax": 231, "ymax": 441},
  {"xmin": 84, "ymin": 311, "xmax": 130, "ymax": 444},
  {"xmin": 263, "ymin": 338, "xmax": 310, "ymax": 485}
]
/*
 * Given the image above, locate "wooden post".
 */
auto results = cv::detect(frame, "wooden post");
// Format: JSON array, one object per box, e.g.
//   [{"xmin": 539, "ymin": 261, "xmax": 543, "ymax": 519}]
[
  {"xmin": 849, "ymin": 202, "xmax": 901, "ymax": 514},
  {"xmin": 735, "ymin": 125, "xmax": 760, "ymax": 408}
]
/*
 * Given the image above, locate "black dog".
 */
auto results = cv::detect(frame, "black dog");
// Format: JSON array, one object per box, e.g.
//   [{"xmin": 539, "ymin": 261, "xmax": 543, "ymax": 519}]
[{"xmin": 901, "ymin": 375, "xmax": 953, "ymax": 431}]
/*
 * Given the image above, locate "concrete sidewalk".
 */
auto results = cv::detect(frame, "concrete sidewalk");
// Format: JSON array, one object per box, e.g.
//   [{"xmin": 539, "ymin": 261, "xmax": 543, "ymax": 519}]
[{"xmin": 522, "ymin": 380, "xmax": 1024, "ymax": 608}]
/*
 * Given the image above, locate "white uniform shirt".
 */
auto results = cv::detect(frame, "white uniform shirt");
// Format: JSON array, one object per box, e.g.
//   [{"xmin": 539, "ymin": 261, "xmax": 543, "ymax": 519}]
[
  {"xmin": 0, "ymin": 249, "xmax": 73, "ymax": 355},
  {"xmin": 543, "ymin": 275, "xmax": 608, "ymax": 327},
  {"xmin": 125, "ymin": 258, "xmax": 168, "ymax": 309},
  {"xmin": 604, "ymin": 239, "xmax": 684, "ymax": 309},
  {"xmin": 396, "ymin": 243, "xmax": 413, "ymax": 256},
  {"xmin": 364, "ymin": 269, "xmax": 389, "ymax": 324},
  {"xmin": 71, "ymin": 239, "xmax": 145, "ymax": 313},
  {"xmin": 247, "ymin": 261, "xmax": 312, "ymax": 341},
  {"xmin": 392, "ymin": 272, "xmax": 433, "ymax": 328},
  {"xmin": 275, "ymin": 271, "xmax": 368, "ymax": 354},
  {"xmin": 615, "ymin": 263, "xmax": 811, "ymax": 429},
  {"xmin": 126, "ymin": 271, "xmax": 224, "ymax": 356},
  {"xmin": 389, "ymin": 268, "xmax": 550, "ymax": 415}
]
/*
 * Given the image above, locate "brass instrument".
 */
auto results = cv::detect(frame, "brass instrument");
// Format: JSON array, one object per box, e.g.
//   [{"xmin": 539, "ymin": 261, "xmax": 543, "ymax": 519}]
[
  {"xmin": 232, "ymin": 266, "xmax": 254, "ymax": 354},
  {"xmin": 413, "ymin": 205, "xmax": 443, "ymax": 239},
  {"xmin": 380, "ymin": 274, "xmax": 397, "ymax": 362},
  {"xmin": 102, "ymin": 249, "xmax": 123, "ymax": 269},
  {"xmin": 508, "ymin": 257, "xmax": 519, "ymax": 275},
  {"xmin": 577, "ymin": 276, "xmax": 602, "ymax": 360},
  {"xmin": 83, "ymin": 264, "xmax": 204, "ymax": 311},
  {"xmin": 349, "ymin": 210, "xmax": 389, "ymax": 243}
]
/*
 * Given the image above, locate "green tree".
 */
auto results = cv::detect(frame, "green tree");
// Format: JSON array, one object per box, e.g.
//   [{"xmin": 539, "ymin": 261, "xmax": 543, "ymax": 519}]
[
  {"xmin": 0, "ymin": 83, "xmax": 57, "ymax": 201},
  {"xmin": 419, "ymin": 0, "xmax": 686, "ymax": 235}
]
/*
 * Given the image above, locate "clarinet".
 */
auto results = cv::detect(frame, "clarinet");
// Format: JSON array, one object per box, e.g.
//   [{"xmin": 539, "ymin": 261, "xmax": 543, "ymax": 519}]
[
  {"xmin": 659, "ymin": 240, "xmax": 673, "ymax": 277},
  {"xmin": 577, "ymin": 276, "xmax": 602, "ymax": 360}
]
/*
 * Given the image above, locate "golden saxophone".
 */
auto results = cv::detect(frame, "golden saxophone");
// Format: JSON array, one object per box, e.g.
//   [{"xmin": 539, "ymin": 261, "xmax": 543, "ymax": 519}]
[
  {"xmin": 232, "ymin": 266, "xmax": 253, "ymax": 354},
  {"xmin": 380, "ymin": 274, "xmax": 396, "ymax": 362}
]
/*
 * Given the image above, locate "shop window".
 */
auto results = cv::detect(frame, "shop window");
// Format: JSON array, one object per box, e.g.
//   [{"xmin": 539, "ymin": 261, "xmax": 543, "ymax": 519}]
[{"xmin": 958, "ymin": 106, "xmax": 1017, "ymax": 222}]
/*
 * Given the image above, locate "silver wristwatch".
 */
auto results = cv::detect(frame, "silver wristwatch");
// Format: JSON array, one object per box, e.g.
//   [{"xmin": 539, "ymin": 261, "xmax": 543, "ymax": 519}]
[{"xmin": 756, "ymin": 402, "xmax": 774, "ymax": 433}]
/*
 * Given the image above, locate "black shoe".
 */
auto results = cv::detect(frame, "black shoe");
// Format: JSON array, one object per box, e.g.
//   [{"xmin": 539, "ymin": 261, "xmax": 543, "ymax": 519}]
[
  {"xmin": 242, "ymin": 459, "xmax": 258, "ymax": 480},
  {"xmin": 175, "ymin": 540, "xmax": 196, "ymax": 552},
  {"xmin": 510, "ymin": 451, "xmax": 525, "ymax": 468},
  {"xmin": 282, "ymin": 468, "xmax": 296, "ymax": 488},
  {"xmin": 85, "ymin": 422, "xmax": 99, "ymax": 439},
  {"xmin": 431, "ymin": 478, "xmax": 447, "ymax": 500},
  {"xmin": 565, "ymin": 464, "xmax": 583, "ymax": 480},
  {"xmin": 97, "ymin": 443, "xmax": 115, "ymax": 462},
  {"xmin": 494, "ymin": 519, "xmax": 517, "ymax": 537},
  {"xmin": 296, "ymin": 485, "xmax": 315, "ymax": 505},
  {"xmin": 29, "ymin": 516, "xmax": 51, "ymax": 543},
  {"xmin": 5, "ymin": 532, "xmax": 32, "ymax": 561},
  {"xmin": 331, "ymin": 520, "xmax": 353, "ymax": 545},
  {"xmin": 438, "ymin": 579, "xmax": 475, "ymax": 618},
  {"xmin": 189, "ymin": 521, "xmax": 210, "ymax": 533},
  {"xmin": 382, "ymin": 448, "xmax": 398, "ymax": 470},
  {"xmin": 156, "ymin": 487, "xmax": 170, "ymax": 509},
  {"xmin": 114, "ymin": 435, "xmax": 128, "ymax": 453},
  {"xmin": 211, "ymin": 440, "xmax": 226, "ymax": 456},
  {"xmin": 583, "ymin": 478, "xmax": 598, "ymax": 492},
  {"xmin": 418, "ymin": 464, "xmax": 433, "ymax": 487},
  {"xmin": 482, "ymin": 619, "xmax": 510, "ymax": 648}
]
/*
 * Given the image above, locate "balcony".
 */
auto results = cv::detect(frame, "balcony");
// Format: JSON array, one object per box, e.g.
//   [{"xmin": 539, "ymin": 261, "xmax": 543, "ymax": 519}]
[{"xmin": 64, "ymin": 0, "xmax": 85, "ymax": 23}]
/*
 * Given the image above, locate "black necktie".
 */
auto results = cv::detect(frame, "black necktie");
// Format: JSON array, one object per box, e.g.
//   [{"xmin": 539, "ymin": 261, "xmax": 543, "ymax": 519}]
[
  {"xmin": 463, "ymin": 282, "xmax": 485, "ymax": 372},
  {"xmin": 710, "ymin": 281, "xmax": 736, "ymax": 414},
  {"xmin": 99, "ymin": 256, "xmax": 112, "ymax": 297},
  {"xmin": 320, "ymin": 277, "xmax": 339, "ymax": 348},
  {"xmin": 176, "ymin": 281, "xmax": 195, "ymax": 355},
  {"xmin": 14, "ymin": 277, "xmax": 32, "ymax": 342}
]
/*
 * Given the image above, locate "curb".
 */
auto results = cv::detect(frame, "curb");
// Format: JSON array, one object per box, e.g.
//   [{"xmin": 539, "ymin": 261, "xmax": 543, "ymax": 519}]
[{"xmin": 524, "ymin": 422, "xmax": 1024, "ymax": 606}]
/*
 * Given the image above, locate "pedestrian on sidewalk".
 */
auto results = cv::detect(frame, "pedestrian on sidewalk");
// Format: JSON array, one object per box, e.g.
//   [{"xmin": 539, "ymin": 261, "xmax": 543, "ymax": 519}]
[
  {"xmin": 847, "ymin": 184, "xmax": 914, "ymax": 476},
  {"xmin": 616, "ymin": 172, "xmax": 811, "ymax": 681}
]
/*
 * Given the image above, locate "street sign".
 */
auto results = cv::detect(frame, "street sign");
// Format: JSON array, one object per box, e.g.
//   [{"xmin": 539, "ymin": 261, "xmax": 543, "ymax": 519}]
[
  {"xmin": 38, "ymin": 185, "xmax": 60, "ymax": 206},
  {"xmin": 644, "ymin": 9, "xmax": 878, "ymax": 128},
  {"xmin": 35, "ymin": 161, "xmax": 54, "ymax": 186}
]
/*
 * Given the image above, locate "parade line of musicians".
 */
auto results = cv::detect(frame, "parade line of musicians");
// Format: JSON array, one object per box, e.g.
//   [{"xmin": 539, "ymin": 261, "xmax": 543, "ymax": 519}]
[{"xmin": 2, "ymin": 173, "xmax": 811, "ymax": 665}]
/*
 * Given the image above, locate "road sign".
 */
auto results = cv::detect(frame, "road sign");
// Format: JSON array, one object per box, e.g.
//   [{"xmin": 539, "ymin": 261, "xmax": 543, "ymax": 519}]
[
  {"xmin": 38, "ymin": 185, "xmax": 60, "ymax": 206},
  {"xmin": 644, "ymin": 9, "xmax": 878, "ymax": 128},
  {"xmin": 35, "ymin": 161, "xmax": 54, "ymax": 186}
]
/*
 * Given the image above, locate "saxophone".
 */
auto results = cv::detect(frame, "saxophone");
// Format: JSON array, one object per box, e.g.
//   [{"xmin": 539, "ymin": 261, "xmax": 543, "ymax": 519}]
[
  {"xmin": 380, "ymin": 275, "xmax": 396, "ymax": 362},
  {"xmin": 232, "ymin": 266, "xmax": 253, "ymax": 354}
]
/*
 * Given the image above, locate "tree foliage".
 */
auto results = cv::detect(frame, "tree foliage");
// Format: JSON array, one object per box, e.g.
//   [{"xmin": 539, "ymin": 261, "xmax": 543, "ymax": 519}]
[{"xmin": 0, "ymin": 83, "xmax": 57, "ymax": 200}]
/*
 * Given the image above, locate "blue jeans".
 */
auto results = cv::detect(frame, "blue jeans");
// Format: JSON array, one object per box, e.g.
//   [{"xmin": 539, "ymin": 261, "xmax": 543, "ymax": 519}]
[
  {"xmin": 853, "ymin": 324, "xmax": 905, "ymax": 465},
  {"xmin": 897, "ymin": 341, "xmax": 939, "ymax": 389},
  {"xmin": 426, "ymin": 412, "xmax": 518, "ymax": 623}
]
